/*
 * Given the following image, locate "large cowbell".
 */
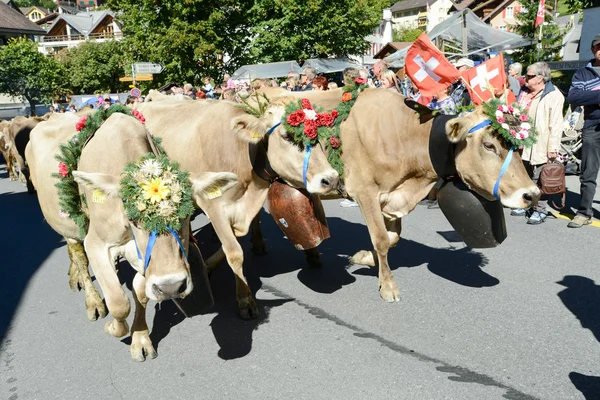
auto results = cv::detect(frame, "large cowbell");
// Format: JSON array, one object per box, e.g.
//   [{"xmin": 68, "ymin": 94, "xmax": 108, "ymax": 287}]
[
  {"xmin": 267, "ymin": 180, "xmax": 330, "ymax": 250},
  {"xmin": 429, "ymin": 114, "xmax": 507, "ymax": 248}
]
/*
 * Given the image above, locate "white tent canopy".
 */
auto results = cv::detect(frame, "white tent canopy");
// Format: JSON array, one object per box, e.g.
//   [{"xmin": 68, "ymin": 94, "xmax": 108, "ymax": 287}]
[
  {"xmin": 384, "ymin": 9, "xmax": 533, "ymax": 68},
  {"xmin": 303, "ymin": 58, "xmax": 362, "ymax": 73},
  {"xmin": 231, "ymin": 61, "xmax": 303, "ymax": 80}
]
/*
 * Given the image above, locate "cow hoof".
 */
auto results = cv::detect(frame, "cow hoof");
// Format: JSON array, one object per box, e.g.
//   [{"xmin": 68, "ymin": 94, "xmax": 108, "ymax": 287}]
[
  {"xmin": 238, "ymin": 299, "xmax": 259, "ymax": 320},
  {"xmin": 251, "ymin": 244, "xmax": 268, "ymax": 256},
  {"xmin": 68, "ymin": 270, "xmax": 83, "ymax": 292},
  {"xmin": 86, "ymin": 296, "xmax": 108, "ymax": 321},
  {"xmin": 130, "ymin": 332, "xmax": 157, "ymax": 362},
  {"xmin": 104, "ymin": 319, "xmax": 129, "ymax": 338},
  {"xmin": 379, "ymin": 283, "xmax": 401, "ymax": 302},
  {"xmin": 9, "ymin": 176, "xmax": 17, "ymax": 181},
  {"xmin": 350, "ymin": 250, "xmax": 376, "ymax": 267}
]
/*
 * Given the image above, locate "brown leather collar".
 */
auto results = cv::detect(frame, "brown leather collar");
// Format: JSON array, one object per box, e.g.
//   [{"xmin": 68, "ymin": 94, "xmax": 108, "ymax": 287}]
[{"xmin": 249, "ymin": 137, "xmax": 279, "ymax": 183}]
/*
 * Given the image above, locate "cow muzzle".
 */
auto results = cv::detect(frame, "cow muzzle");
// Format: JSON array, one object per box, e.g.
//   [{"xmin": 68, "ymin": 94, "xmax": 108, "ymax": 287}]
[
  {"xmin": 146, "ymin": 273, "xmax": 193, "ymax": 302},
  {"xmin": 501, "ymin": 185, "xmax": 541, "ymax": 209},
  {"xmin": 306, "ymin": 170, "xmax": 340, "ymax": 195}
]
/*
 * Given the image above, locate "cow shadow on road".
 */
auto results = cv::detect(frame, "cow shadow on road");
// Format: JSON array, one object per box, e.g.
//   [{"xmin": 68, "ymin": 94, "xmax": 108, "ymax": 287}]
[
  {"xmin": 569, "ymin": 372, "xmax": 600, "ymax": 400},
  {"xmin": 0, "ymin": 189, "xmax": 64, "ymax": 344}
]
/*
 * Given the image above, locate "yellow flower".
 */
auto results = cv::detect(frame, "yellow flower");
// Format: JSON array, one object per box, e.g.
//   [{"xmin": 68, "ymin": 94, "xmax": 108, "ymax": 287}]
[{"xmin": 141, "ymin": 178, "xmax": 170, "ymax": 203}]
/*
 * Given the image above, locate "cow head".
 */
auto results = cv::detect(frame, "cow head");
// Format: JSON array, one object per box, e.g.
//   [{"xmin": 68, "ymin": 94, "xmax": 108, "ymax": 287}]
[
  {"xmin": 231, "ymin": 97, "xmax": 339, "ymax": 194},
  {"xmin": 73, "ymin": 170, "xmax": 238, "ymax": 302},
  {"xmin": 446, "ymin": 108, "xmax": 540, "ymax": 209}
]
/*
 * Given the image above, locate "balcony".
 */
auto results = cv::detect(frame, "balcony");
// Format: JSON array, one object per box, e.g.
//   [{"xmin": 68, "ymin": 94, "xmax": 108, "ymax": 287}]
[{"xmin": 40, "ymin": 31, "xmax": 122, "ymax": 43}]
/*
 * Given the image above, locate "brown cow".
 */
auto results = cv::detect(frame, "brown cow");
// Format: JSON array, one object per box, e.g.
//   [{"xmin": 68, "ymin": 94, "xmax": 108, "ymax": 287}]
[
  {"xmin": 7, "ymin": 115, "xmax": 46, "ymax": 192},
  {"xmin": 136, "ymin": 98, "xmax": 340, "ymax": 318},
  {"xmin": 252, "ymin": 88, "xmax": 540, "ymax": 302},
  {"xmin": 0, "ymin": 120, "xmax": 17, "ymax": 180}
]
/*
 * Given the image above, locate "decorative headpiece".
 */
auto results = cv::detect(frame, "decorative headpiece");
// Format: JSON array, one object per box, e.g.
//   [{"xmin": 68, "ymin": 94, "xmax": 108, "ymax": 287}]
[
  {"xmin": 120, "ymin": 154, "xmax": 194, "ymax": 233},
  {"xmin": 482, "ymin": 99, "xmax": 536, "ymax": 148}
]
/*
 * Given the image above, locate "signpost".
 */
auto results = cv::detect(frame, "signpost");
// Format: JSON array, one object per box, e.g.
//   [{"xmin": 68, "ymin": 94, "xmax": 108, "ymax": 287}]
[
  {"xmin": 119, "ymin": 74, "xmax": 153, "ymax": 82},
  {"xmin": 133, "ymin": 62, "xmax": 165, "ymax": 74},
  {"xmin": 130, "ymin": 87, "xmax": 141, "ymax": 98}
]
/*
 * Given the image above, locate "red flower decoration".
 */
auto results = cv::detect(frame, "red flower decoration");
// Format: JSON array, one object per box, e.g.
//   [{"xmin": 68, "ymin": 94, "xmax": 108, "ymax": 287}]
[
  {"xmin": 317, "ymin": 113, "xmax": 335, "ymax": 127},
  {"xmin": 342, "ymin": 92, "xmax": 353, "ymax": 102},
  {"xmin": 304, "ymin": 119, "xmax": 318, "ymax": 140},
  {"xmin": 75, "ymin": 115, "xmax": 88, "ymax": 132},
  {"xmin": 301, "ymin": 98, "xmax": 312, "ymax": 110},
  {"xmin": 355, "ymin": 77, "xmax": 367, "ymax": 85},
  {"xmin": 331, "ymin": 110, "xmax": 339, "ymax": 119},
  {"xmin": 131, "ymin": 110, "xmax": 146, "ymax": 124},
  {"xmin": 287, "ymin": 110, "xmax": 305, "ymax": 126},
  {"xmin": 330, "ymin": 136, "xmax": 341, "ymax": 149},
  {"xmin": 58, "ymin": 162, "xmax": 69, "ymax": 177},
  {"xmin": 519, "ymin": 114, "xmax": 529, "ymax": 122}
]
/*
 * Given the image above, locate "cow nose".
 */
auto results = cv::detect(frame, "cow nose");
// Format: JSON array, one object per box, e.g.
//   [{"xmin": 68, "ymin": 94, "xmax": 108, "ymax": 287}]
[
  {"xmin": 522, "ymin": 187, "xmax": 541, "ymax": 206},
  {"xmin": 152, "ymin": 279, "xmax": 187, "ymax": 299}
]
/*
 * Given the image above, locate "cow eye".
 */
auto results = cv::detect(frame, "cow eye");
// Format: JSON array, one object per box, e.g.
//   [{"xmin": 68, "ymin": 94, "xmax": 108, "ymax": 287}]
[{"xmin": 483, "ymin": 141, "xmax": 497, "ymax": 153}]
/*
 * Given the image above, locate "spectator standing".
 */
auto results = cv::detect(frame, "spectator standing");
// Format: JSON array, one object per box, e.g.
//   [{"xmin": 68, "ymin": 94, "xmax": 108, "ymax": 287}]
[
  {"xmin": 203, "ymin": 77, "xmax": 215, "ymax": 98},
  {"xmin": 566, "ymin": 34, "xmax": 600, "ymax": 228},
  {"xmin": 342, "ymin": 67, "xmax": 360, "ymax": 85},
  {"xmin": 184, "ymin": 83, "xmax": 196, "ymax": 99},
  {"xmin": 312, "ymin": 76, "xmax": 329, "ymax": 91},
  {"xmin": 511, "ymin": 62, "xmax": 565, "ymax": 225},
  {"xmin": 380, "ymin": 70, "xmax": 401, "ymax": 92},
  {"xmin": 224, "ymin": 74, "xmax": 236, "ymax": 89},
  {"xmin": 509, "ymin": 62, "xmax": 526, "ymax": 88},
  {"xmin": 449, "ymin": 58, "xmax": 473, "ymax": 107},
  {"xmin": 428, "ymin": 86, "xmax": 457, "ymax": 115},
  {"xmin": 300, "ymin": 67, "xmax": 317, "ymax": 91},
  {"xmin": 372, "ymin": 60, "xmax": 388, "ymax": 87}
]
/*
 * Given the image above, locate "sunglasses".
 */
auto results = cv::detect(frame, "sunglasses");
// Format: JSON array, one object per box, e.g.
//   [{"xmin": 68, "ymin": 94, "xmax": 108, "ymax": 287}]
[{"xmin": 525, "ymin": 74, "xmax": 538, "ymax": 79}]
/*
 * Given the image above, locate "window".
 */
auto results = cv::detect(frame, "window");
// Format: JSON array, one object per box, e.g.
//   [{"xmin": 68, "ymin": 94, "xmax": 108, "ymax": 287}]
[
  {"xmin": 498, "ymin": 25, "xmax": 507, "ymax": 31},
  {"xmin": 506, "ymin": 6, "xmax": 513, "ymax": 18}
]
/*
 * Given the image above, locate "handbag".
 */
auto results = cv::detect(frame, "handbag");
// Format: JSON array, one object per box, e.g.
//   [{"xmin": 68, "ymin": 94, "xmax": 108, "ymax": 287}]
[{"xmin": 538, "ymin": 160, "xmax": 566, "ymax": 208}]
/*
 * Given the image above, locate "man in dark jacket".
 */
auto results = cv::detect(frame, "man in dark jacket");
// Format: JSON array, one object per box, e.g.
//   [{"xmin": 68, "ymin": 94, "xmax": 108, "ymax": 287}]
[{"xmin": 567, "ymin": 34, "xmax": 600, "ymax": 228}]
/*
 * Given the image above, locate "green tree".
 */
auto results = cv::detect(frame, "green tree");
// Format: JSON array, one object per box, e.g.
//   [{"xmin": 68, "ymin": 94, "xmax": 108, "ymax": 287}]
[
  {"xmin": 563, "ymin": 0, "xmax": 599, "ymax": 13},
  {"xmin": 392, "ymin": 26, "xmax": 425, "ymax": 42},
  {"xmin": 247, "ymin": 0, "xmax": 390, "ymax": 62},
  {"xmin": 56, "ymin": 40, "xmax": 129, "ymax": 94},
  {"xmin": 0, "ymin": 37, "xmax": 63, "ymax": 115},
  {"xmin": 13, "ymin": 0, "xmax": 56, "ymax": 10},
  {"xmin": 509, "ymin": 0, "xmax": 562, "ymax": 65}
]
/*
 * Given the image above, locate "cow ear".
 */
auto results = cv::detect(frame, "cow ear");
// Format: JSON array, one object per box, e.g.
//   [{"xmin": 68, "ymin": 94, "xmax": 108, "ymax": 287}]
[
  {"xmin": 190, "ymin": 172, "xmax": 238, "ymax": 201},
  {"xmin": 72, "ymin": 171, "xmax": 121, "ymax": 198},
  {"xmin": 445, "ymin": 117, "xmax": 470, "ymax": 143},
  {"xmin": 231, "ymin": 115, "xmax": 268, "ymax": 143}
]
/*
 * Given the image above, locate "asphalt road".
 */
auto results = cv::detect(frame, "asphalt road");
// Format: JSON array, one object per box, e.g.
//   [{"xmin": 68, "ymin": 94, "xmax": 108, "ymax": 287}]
[{"xmin": 1, "ymin": 171, "xmax": 600, "ymax": 400}]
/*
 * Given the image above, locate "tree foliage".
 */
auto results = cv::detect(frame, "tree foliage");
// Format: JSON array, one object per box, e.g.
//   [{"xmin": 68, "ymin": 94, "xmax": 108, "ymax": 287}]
[
  {"xmin": 0, "ymin": 37, "xmax": 63, "ymax": 115},
  {"xmin": 562, "ymin": 0, "xmax": 598, "ymax": 13},
  {"xmin": 55, "ymin": 40, "xmax": 129, "ymax": 94},
  {"xmin": 13, "ymin": 0, "xmax": 56, "ymax": 10},
  {"xmin": 509, "ymin": 0, "xmax": 562, "ymax": 65},
  {"xmin": 392, "ymin": 26, "xmax": 425, "ymax": 42},
  {"xmin": 106, "ymin": 0, "xmax": 389, "ymax": 84}
]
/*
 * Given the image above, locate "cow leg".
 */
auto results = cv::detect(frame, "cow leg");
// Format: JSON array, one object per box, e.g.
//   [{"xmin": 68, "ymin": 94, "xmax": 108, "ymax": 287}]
[
  {"xmin": 386, "ymin": 218, "xmax": 402, "ymax": 248},
  {"xmin": 250, "ymin": 214, "xmax": 267, "ymax": 255},
  {"xmin": 66, "ymin": 239, "xmax": 107, "ymax": 321},
  {"xmin": 353, "ymin": 195, "xmax": 400, "ymax": 302},
  {"xmin": 84, "ymin": 233, "xmax": 130, "ymax": 337},
  {"xmin": 304, "ymin": 248, "xmax": 322, "ymax": 267},
  {"xmin": 212, "ymin": 219, "xmax": 258, "ymax": 319},
  {"xmin": 130, "ymin": 273, "xmax": 157, "ymax": 362},
  {"xmin": 205, "ymin": 246, "xmax": 226, "ymax": 274}
]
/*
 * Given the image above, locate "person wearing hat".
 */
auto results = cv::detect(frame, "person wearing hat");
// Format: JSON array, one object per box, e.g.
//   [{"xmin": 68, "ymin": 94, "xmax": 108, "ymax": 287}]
[
  {"xmin": 567, "ymin": 34, "xmax": 600, "ymax": 228},
  {"xmin": 449, "ymin": 58, "xmax": 473, "ymax": 107}
]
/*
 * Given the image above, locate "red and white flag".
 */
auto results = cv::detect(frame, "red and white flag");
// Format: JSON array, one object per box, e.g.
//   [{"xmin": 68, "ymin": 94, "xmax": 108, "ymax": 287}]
[
  {"xmin": 460, "ymin": 53, "xmax": 508, "ymax": 105},
  {"xmin": 405, "ymin": 33, "xmax": 460, "ymax": 97},
  {"xmin": 535, "ymin": 0, "xmax": 545, "ymax": 28}
]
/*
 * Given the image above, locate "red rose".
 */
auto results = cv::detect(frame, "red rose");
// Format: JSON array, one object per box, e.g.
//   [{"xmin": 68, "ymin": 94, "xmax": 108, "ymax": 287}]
[
  {"xmin": 342, "ymin": 92, "xmax": 353, "ymax": 102},
  {"xmin": 316, "ymin": 113, "xmax": 334, "ymax": 127},
  {"xmin": 304, "ymin": 119, "xmax": 317, "ymax": 140},
  {"xmin": 301, "ymin": 98, "xmax": 312, "ymax": 110},
  {"xmin": 287, "ymin": 110, "xmax": 305, "ymax": 126},
  {"xmin": 519, "ymin": 114, "xmax": 528, "ymax": 122},
  {"xmin": 330, "ymin": 136, "xmax": 341, "ymax": 149},
  {"xmin": 131, "ymin": 110, "xmax": 146, "ymax": 124},
  {"xmin": 355, "ymin": 77, "xmax": 367, "ymax": 85},
  {"xmin": 75, "ymin": 115, "xmax": 88, "ymax": 132},
  {"xmin": 331, "ymin": 110, "xmax": 339, "ymax": 119},
  {"xmin": 58, "ymin": 162, "xmax": 69, "ymax": 177}
]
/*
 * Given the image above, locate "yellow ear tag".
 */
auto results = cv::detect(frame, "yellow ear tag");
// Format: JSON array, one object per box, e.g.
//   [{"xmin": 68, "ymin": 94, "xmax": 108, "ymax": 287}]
[
  {"xmin": 250, "ymin": 130, "xmax": 263, "ymax": 139},
  {"xmin": 92, "ymin": 189, "xmax": 106, "ymax": 204},
  {"xmin": 206, "ymin": 187, "xmax": 222, "ymax": 199}
]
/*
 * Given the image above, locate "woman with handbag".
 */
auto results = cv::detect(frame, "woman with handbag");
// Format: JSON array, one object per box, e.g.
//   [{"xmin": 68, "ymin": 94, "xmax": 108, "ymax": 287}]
[{"xmin": 510, "ymin": 62, "xmax": 565, "ymax": 225}]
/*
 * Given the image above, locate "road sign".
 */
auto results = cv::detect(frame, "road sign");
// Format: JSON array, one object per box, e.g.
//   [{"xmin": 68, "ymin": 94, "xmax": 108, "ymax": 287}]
[
  {"xmin": 119, "ymin": 74, "xmax": 153, "ymax": 82},
  {"xmin": 130, "ymin": 87, "xmax": 141, "ymax": 98},
  {"xmin": 133, "ymin": 62, "xmax": 165, "ymax": 74}
]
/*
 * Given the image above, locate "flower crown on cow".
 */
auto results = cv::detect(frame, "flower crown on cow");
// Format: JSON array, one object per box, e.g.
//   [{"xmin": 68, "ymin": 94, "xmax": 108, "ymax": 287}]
[
  {"xmin": 120, "ymin": 154, "xmax": 194, "ymax": 234},
  {"xmin": 482, "ymin": 99, "xmax": 536, "ymax": 148}
]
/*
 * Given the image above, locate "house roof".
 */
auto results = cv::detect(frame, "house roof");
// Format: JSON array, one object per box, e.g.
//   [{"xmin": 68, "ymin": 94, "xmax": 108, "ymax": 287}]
[
  {"xmin": 391, "ymin": 0, "xmax": 430, "ymax": 13},
  {"xmin": 0, "ymin": 1, "xmax": 46, "ymax": 35},
  {"xmin": 20, "ymin": 6, "xmax": 51, "ymax": 16},
  {"xmin": 48, "ymin": 11, "xmax": 113, "ymax": 36},
  {"xmin": 58, "ymin": 4, "xmax": 83, "ymax": 15},
  {"xmin": 373, "ymin": 42, "xmax": 413, "ymax": 59}
]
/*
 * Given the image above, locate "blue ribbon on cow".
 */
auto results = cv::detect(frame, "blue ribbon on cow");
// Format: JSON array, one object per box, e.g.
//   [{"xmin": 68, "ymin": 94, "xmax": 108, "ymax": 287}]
[
  {"xmin": 143, "ymin": 231, "xmax": 158, "ymax": 271},
  {"xmin": 303, "ymin": 143, "xmax": 312, "ymax": 189},
  {"xmin": 266, "ymin": 121, "xmax": 281, "ymax": 135},
  {"xmin": 467, "ymin": 119, "xmax": 513, "ymax": 201},
  {"xmin": 131, "ymin": 226, "xmax": 188, "ymax": 271}
]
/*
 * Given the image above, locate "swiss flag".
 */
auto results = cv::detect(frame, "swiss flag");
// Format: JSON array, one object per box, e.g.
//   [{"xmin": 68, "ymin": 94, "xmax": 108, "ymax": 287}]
[
  {"xmin": 461, "ymin": 54, "xmax": 508, "ymax": 105},
  {"xmin": 405, "ymin": 33, "xmax": 460, "ymax": 97},
  {"xmin": 535, "ymin": 0, "xmax": 545, "ymax": 28}
]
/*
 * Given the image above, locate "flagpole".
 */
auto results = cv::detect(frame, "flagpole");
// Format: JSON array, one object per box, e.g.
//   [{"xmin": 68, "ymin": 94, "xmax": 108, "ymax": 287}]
[
  {"xmin": 459, "ymin": 76, "xmax": 485, "ymax": 104},
  {"xmin": 537, "ymin": 24, "xmax": 543, "ymax": 61}
]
